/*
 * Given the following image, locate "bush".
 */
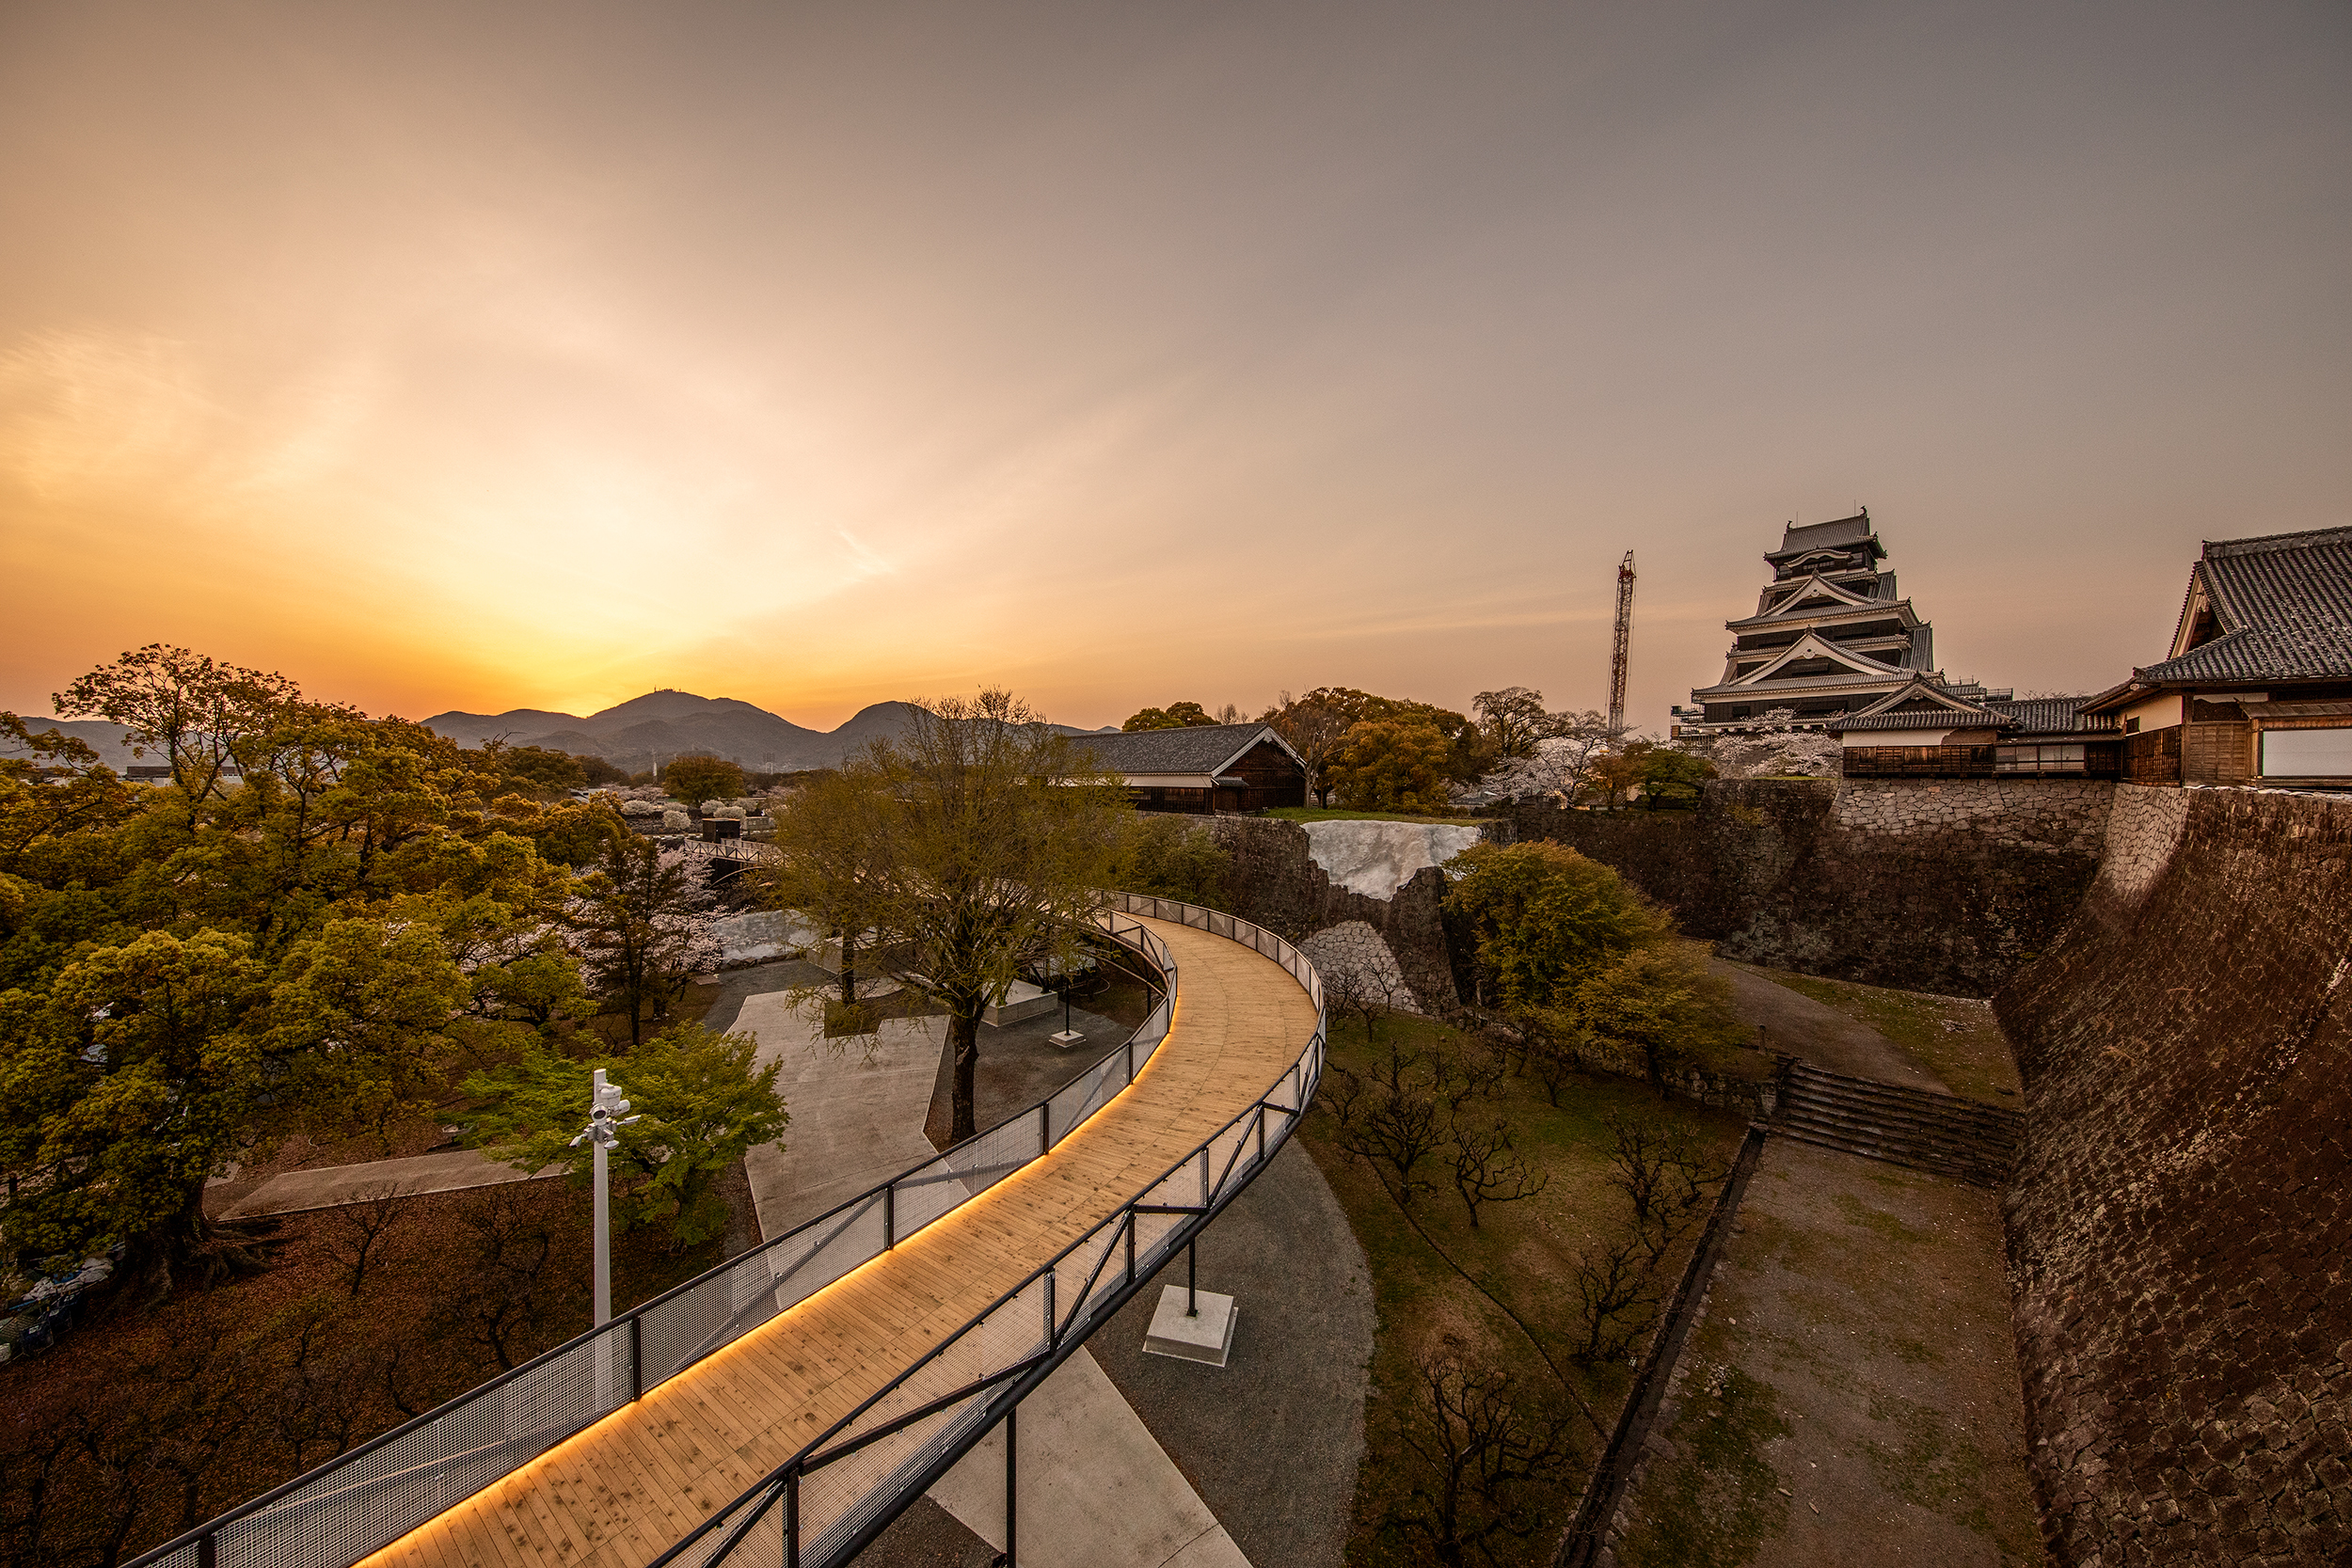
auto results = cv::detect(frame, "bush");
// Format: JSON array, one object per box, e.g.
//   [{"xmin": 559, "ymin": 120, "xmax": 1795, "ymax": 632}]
[{"xmin": 1442, "ymin": 842, "xmax": 1673, "ymax": 1012}]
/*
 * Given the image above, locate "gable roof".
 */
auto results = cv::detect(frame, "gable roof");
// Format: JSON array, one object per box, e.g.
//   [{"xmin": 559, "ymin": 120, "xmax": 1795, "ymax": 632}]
[
  {"xmin": 1727, "ymin": 630, "xmax": 1910, "ymax": 687},
  {"xmin": 2136, "ymin": 526, "xmax": 2352, "ymax": 685},
  {"xmin": 1826, "ymin": 677, "xmax": 2004, "ymax": 733},
  {"xmin": 1066, "ymin": 723, "xmax": 1302, "ymax": 777}
]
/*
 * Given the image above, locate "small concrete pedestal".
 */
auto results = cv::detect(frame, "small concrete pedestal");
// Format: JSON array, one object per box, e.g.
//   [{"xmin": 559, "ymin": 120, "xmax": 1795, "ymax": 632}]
[
  {"xmin": 1142, "ymin": 1286, "xmax": 1236, "ymax": 1368},
  {"xmin": 1047, "ymin": 1029, "xmax": 1088, "ymax": 1051}
]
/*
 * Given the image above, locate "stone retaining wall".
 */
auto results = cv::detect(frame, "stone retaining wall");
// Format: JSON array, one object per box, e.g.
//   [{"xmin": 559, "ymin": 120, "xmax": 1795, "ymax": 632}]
[
  {"xmin": 1994, "ymin": 784, "xmax": 2352, "ymax": 1564},
  {"xmin": 1501, "ymin": 777, "xmax": 2114, "ymax": 996}
]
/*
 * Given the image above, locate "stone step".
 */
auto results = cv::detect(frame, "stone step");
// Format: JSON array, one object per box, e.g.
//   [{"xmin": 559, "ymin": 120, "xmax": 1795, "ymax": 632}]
[
  {"xmin": 1769, "ymin": 1123, "xmax": 2005, "ymax": 1186},
  {"xmin": 1773, "ymin": 1104, "xmax": 2012, "ymax": 1175},
  {"xmin": 1779, "ymin": 1090, "xmax": 2020, "ymax": 1161},
  {"xmin": 1786, "ymin": 1065, "xmax": 2024, "ymax": 1135},
  {"xmin": 1773, "ymin": 1062, "xmax": 2021, "ymax": 1187}
]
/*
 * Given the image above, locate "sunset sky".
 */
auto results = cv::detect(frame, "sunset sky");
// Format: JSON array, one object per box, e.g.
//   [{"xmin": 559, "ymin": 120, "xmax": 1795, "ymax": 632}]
[{"xmin": 4, "ymin": 1, "xmax": 2346, "ymax": 733}]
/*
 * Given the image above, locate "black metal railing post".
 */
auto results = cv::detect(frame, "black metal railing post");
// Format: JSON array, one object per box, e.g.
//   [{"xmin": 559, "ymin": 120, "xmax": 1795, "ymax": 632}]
[{"xmin": 629, "ymin": 1315, "xmax": 644, "ymax": 1402}]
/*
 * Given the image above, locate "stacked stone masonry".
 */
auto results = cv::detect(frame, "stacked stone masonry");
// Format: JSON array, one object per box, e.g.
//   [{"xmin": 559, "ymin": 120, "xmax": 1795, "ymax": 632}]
[
  {"xmin": 1996, "ymin": 785, "xmax": 2352, "ymax": 1565},
  {"xmin": 1501, "ymin": 777, "xmax": 2114, "ymax": 996}
]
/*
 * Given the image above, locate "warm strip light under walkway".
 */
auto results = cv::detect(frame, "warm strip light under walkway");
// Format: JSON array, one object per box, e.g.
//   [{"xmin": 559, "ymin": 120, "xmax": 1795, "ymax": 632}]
[{"xmin": 355, "ymin": 916, "xmax": 1318, "ymax": 1568}]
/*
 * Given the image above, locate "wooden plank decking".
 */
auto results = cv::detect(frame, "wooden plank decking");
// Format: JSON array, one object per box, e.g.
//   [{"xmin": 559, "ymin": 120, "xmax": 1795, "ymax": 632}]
[{"xmin": 358, "ymin": 916, "xmax": 1317, "ymax": 1568}]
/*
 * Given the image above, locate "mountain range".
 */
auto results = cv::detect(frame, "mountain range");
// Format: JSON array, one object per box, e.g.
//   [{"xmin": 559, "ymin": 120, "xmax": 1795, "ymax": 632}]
[
  {"xmin": 5, "ymin": 691, "xmax": 1115, "ymax": 777},
  {"xmin": 421, "ymin": 690, "xmax": 1115, "ymax": 773}
]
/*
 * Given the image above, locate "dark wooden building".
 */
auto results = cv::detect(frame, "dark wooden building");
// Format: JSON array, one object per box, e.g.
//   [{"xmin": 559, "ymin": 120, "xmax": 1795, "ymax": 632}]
[
  {"xmin": 2080, "ymin": 526, "xmax": 2352, "ymax": 787},
  {"xmin": 1067, "ymin": 723, "xmax": 1307, "ymax": 814},
  {"xmin": 1831, "ymin": 680, "xmax": 2121, "ymax": 779}
]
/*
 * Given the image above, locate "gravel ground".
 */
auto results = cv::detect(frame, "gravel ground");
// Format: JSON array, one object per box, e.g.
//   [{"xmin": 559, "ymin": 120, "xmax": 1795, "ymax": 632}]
[{"xmin": 1607, "ymin": 1137, "xmax": 2043, "ymax": 1568}]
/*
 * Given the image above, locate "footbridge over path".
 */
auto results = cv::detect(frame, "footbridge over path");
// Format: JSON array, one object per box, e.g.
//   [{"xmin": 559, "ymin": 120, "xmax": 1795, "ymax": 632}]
[{"xmin": 134, "ymin": 897, "xmax": 1326, "ymax": 1568}]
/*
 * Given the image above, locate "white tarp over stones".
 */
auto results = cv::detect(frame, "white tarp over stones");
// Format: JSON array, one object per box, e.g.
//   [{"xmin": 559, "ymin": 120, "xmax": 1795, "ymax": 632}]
[{"xmin": 1299, "ymin": 819, "xmax": 1483, "ymax": 900}]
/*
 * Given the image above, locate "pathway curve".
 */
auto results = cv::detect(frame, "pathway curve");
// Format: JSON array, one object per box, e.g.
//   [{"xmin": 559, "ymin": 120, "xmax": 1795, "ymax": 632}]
[{"xmin": 357, "ymin": 916, "xmax": 1311, "ymax": 1568}]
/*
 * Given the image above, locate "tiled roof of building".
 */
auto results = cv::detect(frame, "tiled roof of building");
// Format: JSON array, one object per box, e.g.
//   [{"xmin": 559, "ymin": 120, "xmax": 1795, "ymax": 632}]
[
  {"xmin": 2139, "ymin": 526, "xmax": 2352, "ymax": 684},
  {"xmin": 1066, "ymin": 723, "xmax": 1293, "ymax": 774},
  {"xmin": 1770, "ymin": 514, "xmax": 1877, "ymax": 558},
  {"xmin": 1828, "ymin": 711, "xmax": 1994, "ymax": 734},
  {"xmin": 1982, "ymin": 696, "xmax": 2119, "ymax": 736}
]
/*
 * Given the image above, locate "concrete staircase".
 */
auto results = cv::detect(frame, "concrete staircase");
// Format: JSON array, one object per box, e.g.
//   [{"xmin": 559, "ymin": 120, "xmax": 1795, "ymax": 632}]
[{"xmin": 1772, "ymin": 1061, "xmax": 2022, "ymax": 1187}]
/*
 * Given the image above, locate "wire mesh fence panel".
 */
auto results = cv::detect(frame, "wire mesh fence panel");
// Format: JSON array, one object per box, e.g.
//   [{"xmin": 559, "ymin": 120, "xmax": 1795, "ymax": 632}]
[
  {"xmin": 639, "ymin": 1242, "xmax": 791, "ymax": 1385},
  {"xmin": 939, "ymin": 1107, "xmax": 1043, "ymax": 1194},
  {"xmin": 1044, "ymin": 1049, "xmax": 1128, "ymax": 1149},
  {"xmin": 773, "ymin": 1192, "xmax": 888, "ymax": 1315}
]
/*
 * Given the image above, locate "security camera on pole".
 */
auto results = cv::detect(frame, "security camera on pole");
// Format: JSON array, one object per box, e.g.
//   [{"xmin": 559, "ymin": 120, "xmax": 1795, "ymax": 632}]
[{"xmin": 571, "ymin": 1068, "xmax": 640, "ymax": 1404}]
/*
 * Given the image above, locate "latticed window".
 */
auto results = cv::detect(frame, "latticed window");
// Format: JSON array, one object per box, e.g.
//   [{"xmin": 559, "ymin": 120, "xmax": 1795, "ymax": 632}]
[{"xmin": 1995, "ymin": 744, "xmax": 2086, "ymax": 773}]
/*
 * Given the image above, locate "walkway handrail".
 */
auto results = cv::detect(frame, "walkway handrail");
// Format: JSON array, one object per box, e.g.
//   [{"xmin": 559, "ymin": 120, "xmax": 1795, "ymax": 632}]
[
  {"xmin": 648, "ymin": 893, "xmax": 1327, "ymax": 1568},
  {"xmin": 123, "ymin": 908, "xmax": 1184, "ymax": 1568}
]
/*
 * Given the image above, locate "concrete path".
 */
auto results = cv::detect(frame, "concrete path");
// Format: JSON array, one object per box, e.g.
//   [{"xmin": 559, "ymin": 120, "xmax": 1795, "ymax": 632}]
[
  {"xmin": 211, "ymin": 1148, "xmax": 548, "ymax": 1220},
  {"xmin": 712, "ymin": 965, "xmax": 1257, "ymax": 1568},
  {"xmin": 1712, "ymin": 958, "xmax": 1951, "ymax": 1094},
  {"xmin": 930, "ymin": 1350, "xmax": 1248, "ymax": 1568}
]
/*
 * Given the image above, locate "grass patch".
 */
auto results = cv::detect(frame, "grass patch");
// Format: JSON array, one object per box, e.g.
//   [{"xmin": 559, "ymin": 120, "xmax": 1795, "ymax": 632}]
[
  {"xmin": 1299, "ymin": 1009, "xmax": 1746, "ymax": 1565},
  {"xmin": 1743, "ymin": 966, "xmax": 2022, "ymax": 1104},
  {"xmin": 1613, "ymin": 1361, "xmax": 1792, "ymax": 1568}
]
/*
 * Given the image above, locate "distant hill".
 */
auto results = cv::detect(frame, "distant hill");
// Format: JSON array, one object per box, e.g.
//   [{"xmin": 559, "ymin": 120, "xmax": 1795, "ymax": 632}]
[
  {"xmin": 421, "ymin": 690, "xmax": 1105, "ymax": 774},
  {"xmin": 3, "ymin": 692, "xmax": 1110, "ymax": 778}
]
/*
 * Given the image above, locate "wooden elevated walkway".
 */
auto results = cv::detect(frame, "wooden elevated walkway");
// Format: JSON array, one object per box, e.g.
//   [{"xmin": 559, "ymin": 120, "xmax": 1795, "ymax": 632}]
[{"xmin": 359, "ymin": 915, "xmax": 1317, "ymax": 1568}]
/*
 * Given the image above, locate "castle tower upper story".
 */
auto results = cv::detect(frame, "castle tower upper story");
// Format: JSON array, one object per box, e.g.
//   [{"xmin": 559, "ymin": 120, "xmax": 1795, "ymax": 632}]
[{"xmin": 1674, "ymin": 511, "xmax": 2006, "ymax": 733}]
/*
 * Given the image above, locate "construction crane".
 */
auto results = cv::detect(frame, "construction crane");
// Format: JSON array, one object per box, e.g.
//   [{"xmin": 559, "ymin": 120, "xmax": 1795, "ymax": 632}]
[{"xmin": 1608, "ymin": 550, "xmax": 1636, "ymax": 736}]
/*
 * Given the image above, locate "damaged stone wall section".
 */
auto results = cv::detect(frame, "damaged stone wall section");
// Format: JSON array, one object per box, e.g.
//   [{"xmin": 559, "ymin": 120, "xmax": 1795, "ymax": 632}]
[
  {"xmin": 1501, "ymin": 778, "xmax": 2115, "ymax": 997},
  {"xmin": 1995, "ymin": 784, "xmax": 2352, "ymax": 1564},
  {"xmin": 1206, "ymin": 816, "xmax": 1483, "ymax": 1012}
]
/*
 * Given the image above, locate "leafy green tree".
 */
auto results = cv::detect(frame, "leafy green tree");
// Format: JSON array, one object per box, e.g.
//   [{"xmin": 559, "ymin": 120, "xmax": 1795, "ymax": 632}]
[
  {"xmin": 1120, "ymin": 701, "xmax": 1218, "ymax": 731},
  {"xmin": 477, "ymin": 743, "xmax": 587, "ymax": 799},
  {"xmin": 52, "ymin": 643, "xmax": 301, "ymax": 819},
  {"xmin": 1441, "ymin": 842, "xmax": 1672, "ymax": 1012},
  {"xmin": 1629, "ymin": 740, "xmax": 1716, "ymax": 809},
  {"xmin": 1, "ymin": 930, "xmax": 268, "ymax": 1270},
  {"xmin": 768, "ymin": 690, "xmax": 1130, "ymax": 1144},
  {"xmin": 569, "ymin": 836, "xmax": 719, "ymax": 1044},
  {"xmin": 1114, "ymin": 815, "xmax": 1232, "ymax": 909},
  {"xmin": 1327, "ymin": 720, "xmax": 1454, "ymax": 813},
  {"xmin": 1, "ymin": 648, "xmax": 603, "ymax": 1283},
  {"xmin": 262, "ymin": 914, "xmax": 469, "ymax": 1144},
  {"xmin": 754, "ymin": 767, "xmax": 892, "ymax": 1006},
  {"xmin": 463, "ymin": 1022, "xmax": 786, "ymax": 1247},
  {"xmin": 662, "ymin": 754, "xmax": 746, "ymax": 802}
]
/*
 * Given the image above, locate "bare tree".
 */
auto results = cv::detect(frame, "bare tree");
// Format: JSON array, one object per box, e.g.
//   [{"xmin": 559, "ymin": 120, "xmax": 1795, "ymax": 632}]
[
  {"xmin": 1384, "ymin": 1346, "xmax": 1581, "ymax": 1566},
  {"xmin": 1444, "ymin": 1116, "xmax": 1549, "ymax": 1228},
  {"xmin": 1603, "ymin": 1110, "xmax": 1673, "ymax": 1227},
  {"xmin": 316, "ymin": 1182, "xmax": 409, "ymax": 1300},
  {"xmin": 1341, "ymin": 1083, "xmax": 1445, "ymax": 1206},
  {"xmin": 1571, "ymin": 1236, "xmax": 1659, "ymax": 1365},
  {"xmin": 445, "ymin": 1187, "xmax": 559, "ymax": 1371}
]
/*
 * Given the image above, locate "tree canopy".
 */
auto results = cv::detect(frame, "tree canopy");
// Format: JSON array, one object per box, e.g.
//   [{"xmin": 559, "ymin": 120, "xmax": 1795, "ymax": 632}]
[
  {"xmin": 0, "ymin": 646, "xmax": 755, "ymax": 1285},
  {"xmin": 762, "ymin": 690, "xmax": 1131, "ymax": 1143},
  {"xmin": 1327, "ymin": 720, "xmax": 1455, "ymax": 814},
  {"xmin": 661, "ymin": 753, "xmax": 747, "ymax": 802},
  {"xmin": 1121, "ymin": 701, "xmax": 1219, "ymax": 731},
  {"xmin": 1441, "ymin": 842, "xmax": 1673, "ymax": 1013}
]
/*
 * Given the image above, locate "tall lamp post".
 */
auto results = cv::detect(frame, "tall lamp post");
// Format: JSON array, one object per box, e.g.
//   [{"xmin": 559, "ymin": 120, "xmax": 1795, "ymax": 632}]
[{"xmin": 570, "ymin": 1069, "xmax": 641, "ymax": 1328}]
